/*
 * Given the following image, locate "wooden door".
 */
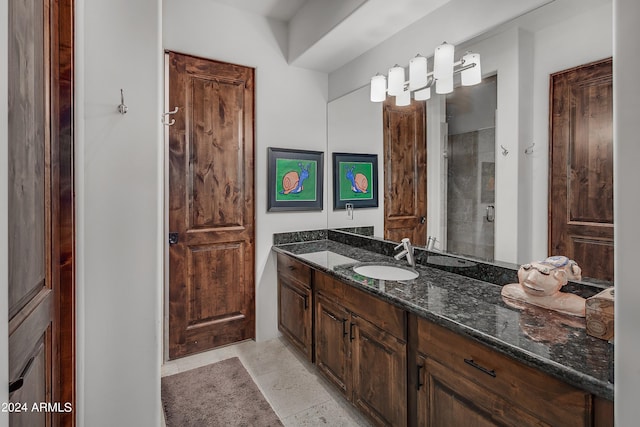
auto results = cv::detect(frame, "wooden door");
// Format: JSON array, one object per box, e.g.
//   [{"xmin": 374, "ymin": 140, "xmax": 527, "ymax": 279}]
[
  {"xmin": 167, "ymin": 52, "xmax": 255, "ymax": 359},
  {"xmin": 351, "ymin": 315, "xmax": 407, "ymax": 427},
  {"xmin": 8, "ymin": 0, "xmax": 75, "ymax": 424},
  {"xmin": 383, "ymin": 99, "xmax": 427, "ymax": 245},
  {"xmin": 550, "ymin": 58, "xmax": 613, "ymax": 281},
  {"xmin": 315, "ymin": 294, "xmax": 350, "ymax": 396}
]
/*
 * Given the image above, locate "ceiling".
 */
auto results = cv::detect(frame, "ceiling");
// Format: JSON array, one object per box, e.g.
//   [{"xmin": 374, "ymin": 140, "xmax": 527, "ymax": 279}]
[
  {"xmin": 207, "ymin": 0, "xmax": 610, "ymax": 73},
  {"xmin": 209, "ymin": 0, "xmax": 308, "ymax": 21}
]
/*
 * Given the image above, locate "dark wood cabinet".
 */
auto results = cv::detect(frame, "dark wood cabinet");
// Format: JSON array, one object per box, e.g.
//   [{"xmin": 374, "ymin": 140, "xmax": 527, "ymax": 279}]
[
  {"xmin": 277, "ymin": 253, "xmax": 313, "ymax": 361},
  {"xmin": 315, "ymin": 271, "xmax": 407, "ymax": 427},
  {"xmin": 414, "ymin": 316, "xmax": 593, "ymax": 427},
  {"xmin": 275, "ymin": 252, "xmax": 612, "ymax": 427}
]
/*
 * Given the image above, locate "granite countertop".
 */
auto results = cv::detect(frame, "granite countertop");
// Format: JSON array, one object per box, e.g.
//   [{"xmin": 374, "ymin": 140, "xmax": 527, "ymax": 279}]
[{"xmin": 272, "ymin": 239, "xmax": 614, "ymax": 401}]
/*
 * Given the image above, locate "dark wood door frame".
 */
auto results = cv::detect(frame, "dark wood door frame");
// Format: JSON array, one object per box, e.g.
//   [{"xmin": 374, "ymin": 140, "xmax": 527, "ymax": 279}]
[{"xmin": 55, "ymin": 0, "xmax": 76, "ymax": 421}]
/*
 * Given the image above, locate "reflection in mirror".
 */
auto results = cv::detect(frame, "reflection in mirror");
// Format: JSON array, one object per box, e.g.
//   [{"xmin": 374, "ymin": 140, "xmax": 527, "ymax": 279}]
[
  {"xmin": 326, "ymin": 0, "xmax": 613, "ymax": 284},
  {"xmin": 444, "ymin": 75, "xmax": 497, "ymax": 260}
]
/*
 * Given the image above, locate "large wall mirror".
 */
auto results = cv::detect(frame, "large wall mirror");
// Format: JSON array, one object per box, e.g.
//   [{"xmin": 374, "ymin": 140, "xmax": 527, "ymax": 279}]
[{"xmin": 326, "ymin": 0, "xmax": 613, "ymax": 280}]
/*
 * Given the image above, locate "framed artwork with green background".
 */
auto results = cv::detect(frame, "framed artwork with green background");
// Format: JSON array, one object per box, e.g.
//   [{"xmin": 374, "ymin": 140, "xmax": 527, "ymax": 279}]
[
  {"xmin": 267, "ymin": 147, "xmax": 324, "ymax": 211},
  {"xmin": 332, "ymin": 153, "xmax": 378, "ymax": 209}
]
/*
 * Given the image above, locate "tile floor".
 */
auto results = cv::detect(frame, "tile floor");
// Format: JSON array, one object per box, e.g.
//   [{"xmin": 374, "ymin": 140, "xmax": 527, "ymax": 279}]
[{"xmin": 161, "ymin": 337, "xmax": 371, "ymax": 426}]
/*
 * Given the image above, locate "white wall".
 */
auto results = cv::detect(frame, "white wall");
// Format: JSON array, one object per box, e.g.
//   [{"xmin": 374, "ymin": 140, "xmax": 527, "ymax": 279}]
[
  {"xmin": 77, "ymin": 0, "xmax": 163, "ymax": 425},
  {"xmin": 0, "ymin": 0, "xmax": 9, "ymax": 424},
  {"xmin": 327, "ymin": 85, "xmax": 383, "ymax": 234},
  {"xmin": 163, "ymin": 0, "xmax": 329, "ymax": 342},
  {"xmin": 614, "ymin": 0, "xmax": 640, "ymax": 423}
]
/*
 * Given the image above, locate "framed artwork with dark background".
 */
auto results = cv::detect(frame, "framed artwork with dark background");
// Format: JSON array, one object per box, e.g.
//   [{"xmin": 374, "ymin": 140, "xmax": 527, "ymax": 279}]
[
  {"xmin": 268, "ymin": 147, "xmax": 324, "ymax": 211},
  {"xmin": 332, "ymin": 152, "xmax": 378, "ymax": 209}
]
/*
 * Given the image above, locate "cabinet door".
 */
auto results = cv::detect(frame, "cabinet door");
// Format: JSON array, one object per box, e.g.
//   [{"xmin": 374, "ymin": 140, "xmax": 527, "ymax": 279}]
[
  {"xmin": 418, "ymin": 355, "xmax": 549, "ymax": 427},
  {"xmin": 315, "ymin": 294, "xmax": 350, "ymax": 396},
  {"xmin": 352, "ymin": 315, "xmax": 407, "ymax": 427},
  {"xmin": 278, "ymin": 274, "xmax": 312, "ymax": 360}
]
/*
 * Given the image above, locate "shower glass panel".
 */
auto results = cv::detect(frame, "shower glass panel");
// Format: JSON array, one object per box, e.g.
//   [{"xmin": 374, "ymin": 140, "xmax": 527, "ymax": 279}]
[{"xmin": 444, "ymin": 75, "xmax": 497, "ymax": 261}]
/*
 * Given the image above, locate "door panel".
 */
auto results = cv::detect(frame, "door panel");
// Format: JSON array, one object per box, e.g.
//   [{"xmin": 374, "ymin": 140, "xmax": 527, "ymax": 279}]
[
  {"xmin": 10, "ymin": 341, "xmax": 48, "ymax": 427},
  {"xmin": 315, "ymin": 294, "xmax": 350, "ymax": 395},
  {"xmin": 383, "ymin": 99, "xmax": 427, "ymax": 245},
  {"xmin": 8, "ymin": 0, "xmax": 47, "ymax": 318},
  {"xmin": 351, "ymin": 315, "xmax": 407, "ymax": 427},
  {"xmin": 278, "ymin": 275, "xmax": 312, "ymax": 359},
  {"xmin": 168, "ymin": 51, "xmax": 255, "ymax": 359},
  {"xmin": 550, "ymin": 58, "xmax": 613, "ymax": 281}
]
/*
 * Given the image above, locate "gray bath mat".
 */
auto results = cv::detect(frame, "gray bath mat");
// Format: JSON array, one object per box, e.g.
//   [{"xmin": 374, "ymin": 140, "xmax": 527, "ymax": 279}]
[{"xmin": 162, "ymin": 357, "xmax": 283, "ymax": 426}]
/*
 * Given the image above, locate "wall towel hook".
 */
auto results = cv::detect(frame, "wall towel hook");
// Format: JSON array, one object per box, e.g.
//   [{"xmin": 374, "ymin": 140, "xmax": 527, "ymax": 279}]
[
  {"xmin": 524, "ymin": 142, "xmax": 535, "ymax": 155},
  {"xmin": 117, "ymin": 89, "xmax": 128, "ymax": 114},
  {"xmin": 500, "ymin": 145, "xmax": 509, "ymax": 156},
  {"xmin": 162, "ymin": 107, "xmax": 179, "ymax": 126}
]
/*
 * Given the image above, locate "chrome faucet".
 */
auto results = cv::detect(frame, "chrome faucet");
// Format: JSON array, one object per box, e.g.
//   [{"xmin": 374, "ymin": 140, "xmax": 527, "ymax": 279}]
[{"xmin": 394, "ymin": 238, "xmax": 415, "ymax": 267}]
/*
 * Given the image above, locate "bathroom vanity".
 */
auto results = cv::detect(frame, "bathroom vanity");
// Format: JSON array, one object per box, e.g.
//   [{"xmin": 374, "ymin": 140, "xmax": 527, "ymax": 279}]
[{"xmin": 273, "ymin": 230, "xmax": 614, "ymax": 427}]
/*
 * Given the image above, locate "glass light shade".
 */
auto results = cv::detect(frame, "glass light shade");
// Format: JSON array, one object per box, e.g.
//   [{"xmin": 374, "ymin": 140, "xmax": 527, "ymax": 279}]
[
  {"xmin": 435, "ymin": 77, "xmax": 453, "ymax": 94},
  {"xmin": 461, "ymin": 53, "xmax": 482, "ymax": 86},
  {"xmin": 414, "ymin": 86, "xmax": 431, "ymax": 101},
  {"xmin": 387, "ymin": 65, "xmax": 405, "ymax": 96},
  {"xmin": 370, "ymin": 75, "xmax": 387, "ymax": 102},
  {"xmin": 409, "ymin": 55, "xmax": 428, "ymax": 90},
  {"xmin": 395, "ymin": 89, "xmax": 410, "ymax": 106},
  {"xmin": 434, "ymin": 42, "xmax": 455, "ymax": 81}
]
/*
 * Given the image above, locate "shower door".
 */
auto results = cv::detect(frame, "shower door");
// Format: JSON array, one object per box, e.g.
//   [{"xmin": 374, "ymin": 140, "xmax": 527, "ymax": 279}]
[{"xmin": 444, "ymin": 75, "xmax": 497, "ymax": 260}]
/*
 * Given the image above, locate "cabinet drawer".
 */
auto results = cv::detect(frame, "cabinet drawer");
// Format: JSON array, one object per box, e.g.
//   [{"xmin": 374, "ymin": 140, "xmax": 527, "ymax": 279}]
[
  {"xmin": 416, "ymin": 318, "xmax": 591, "ymax": 427},
  {"xmin": 277, "ymin": 253, "xmax": 311, "ymax": 286},
  {"xmin": 315, "ymin": 270, "xmax": 345, "ymax": 299}
]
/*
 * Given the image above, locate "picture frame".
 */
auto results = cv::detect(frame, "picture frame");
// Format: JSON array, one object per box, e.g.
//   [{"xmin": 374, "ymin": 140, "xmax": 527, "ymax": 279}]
[
  {"xmin": 332, "ymin": 152, "xmax": 378, "ymax": 209},
  {"xmin": 267, "ymin": 147, "xmax": 324, "ymax": 212}
]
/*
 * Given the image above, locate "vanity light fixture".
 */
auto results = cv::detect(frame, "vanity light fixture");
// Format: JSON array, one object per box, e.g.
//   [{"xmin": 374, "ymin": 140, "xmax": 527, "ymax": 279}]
[{"xmin": 370, "ymin": 41, "xmax": 482, "ymax": 105}]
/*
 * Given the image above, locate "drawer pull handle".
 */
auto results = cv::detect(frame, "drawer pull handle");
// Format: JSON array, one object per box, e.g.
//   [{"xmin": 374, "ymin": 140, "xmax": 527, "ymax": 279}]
[
  {"xmin": 342, "ymin": 319, "xmax": 348, "ymax": 337},
  {"xmin": 349, "ymin": 322, "xmax": 355, "ymax": 342},
  {"xmin": 417, "ymin": 364, "xmax": 424, "ymax": 390},
  {"xmin": 303, "ymin": 295, "xmax": 308, "ymax": 310},
  {"xmin": 464, "ymin": 358, "xmax": 496, "ymax": 378}
]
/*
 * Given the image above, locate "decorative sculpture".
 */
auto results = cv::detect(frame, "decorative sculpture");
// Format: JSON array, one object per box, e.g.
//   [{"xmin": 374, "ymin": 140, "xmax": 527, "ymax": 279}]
[{"xmin": 501, "ymin": 256, "xmax": 586, "ymax": 317}]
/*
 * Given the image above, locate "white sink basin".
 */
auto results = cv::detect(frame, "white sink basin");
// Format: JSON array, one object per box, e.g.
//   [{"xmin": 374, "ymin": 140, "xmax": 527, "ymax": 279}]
[{"xmin": 353, "ymin": 264, "xmax": 419, "ymax": 281}]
